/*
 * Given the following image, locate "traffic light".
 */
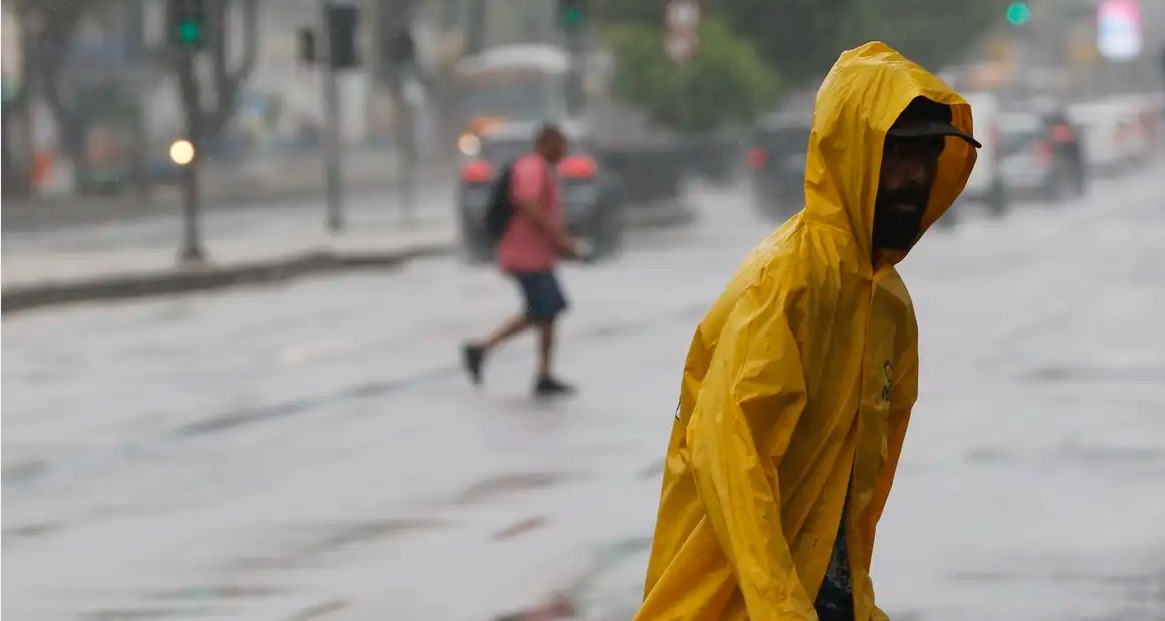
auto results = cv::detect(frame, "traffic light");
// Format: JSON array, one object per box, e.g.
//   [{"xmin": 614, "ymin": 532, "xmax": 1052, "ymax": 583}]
[
  {"xmin": 1006, "ymin": 1, "xmax": 1031, "ymax": 26},
  {"xmin": 167, "ymin": 0, "xmax": 207, "ymax": 49},
  {"xmin": 328, "ymin": 4, "xmax": 360, "ymax": 69},
  {"xmin": 559, "ymin": 0, "xmax": 586, "ymax": 30}
]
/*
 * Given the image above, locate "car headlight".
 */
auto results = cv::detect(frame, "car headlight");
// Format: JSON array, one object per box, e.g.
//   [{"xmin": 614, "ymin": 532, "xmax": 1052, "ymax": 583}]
[{"xmin": 458, "ymin": 133, "xmax": 481, "ymax": 157}]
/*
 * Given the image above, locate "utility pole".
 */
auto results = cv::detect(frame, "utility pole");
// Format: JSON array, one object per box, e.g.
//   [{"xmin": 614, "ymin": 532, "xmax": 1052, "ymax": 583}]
[
  {"xmin": 170, "ymin": 0, "xmax": 209, "ymax": 264},
  {"xmin": 320, "ymin": 0, "xmax": 344, "ymax": 233},
  {"xmin": 176, "ymin": 50, "xmax": 205, "ymax": 263},
  {"xmin": 559, "ymin": 0, "xmax": 588, "ymax": 114}
]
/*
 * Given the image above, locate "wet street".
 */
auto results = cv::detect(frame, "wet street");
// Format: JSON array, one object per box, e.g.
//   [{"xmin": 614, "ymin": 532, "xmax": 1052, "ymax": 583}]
[{"xmin": 4, "ymin": 164, "xmax": 1165, "ymax": 621}]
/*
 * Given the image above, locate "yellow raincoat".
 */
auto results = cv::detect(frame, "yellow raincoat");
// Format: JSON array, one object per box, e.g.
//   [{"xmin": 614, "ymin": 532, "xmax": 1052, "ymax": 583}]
[{"xmin": 635, "ymin": 42, "xmax": 977, "ymax": 621}]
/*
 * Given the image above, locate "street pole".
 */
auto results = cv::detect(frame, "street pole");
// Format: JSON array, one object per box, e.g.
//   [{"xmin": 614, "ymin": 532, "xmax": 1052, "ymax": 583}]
[
  {"xmin": 320, "ymin": 0, "xmax": 344, "ymax": 233},
  {"xmin": 177, "ymin": 49, "xmax": 205, "ymax": 264},
  {"xmin": 388, "ymin": 59, "xmax": 417, "ymax": 228}
]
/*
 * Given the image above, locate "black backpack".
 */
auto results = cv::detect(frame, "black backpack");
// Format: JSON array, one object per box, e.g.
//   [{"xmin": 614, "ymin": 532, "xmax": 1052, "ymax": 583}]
[{"xmin": 484, "ymin": 162, "xmax": 516, "ymax": 241}]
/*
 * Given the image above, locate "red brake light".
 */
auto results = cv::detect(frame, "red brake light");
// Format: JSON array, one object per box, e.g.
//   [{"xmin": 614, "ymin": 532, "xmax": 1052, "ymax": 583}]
[
  {"xmin": 1034, "ymin": 141, "xmax": 1053, "ymax": 163},
  {"xmin": 746, "ymin": 147, "xmax": 768, "ymax": 169},
  {"xmin": 1050, "ymin": 124, "xmax": 1075, "ymax": 143},
  {"xmin": 461, "ymin": 160, "xmax": 495, "ymax": 183},
  {"xmin": 559, "ymin": 155, "xmax": 597, "ymax": 178}
]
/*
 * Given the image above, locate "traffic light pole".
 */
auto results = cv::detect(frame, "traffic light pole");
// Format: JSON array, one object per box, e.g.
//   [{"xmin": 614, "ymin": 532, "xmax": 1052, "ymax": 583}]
[
  {"xmin": 176, "ymin": 49, "xmax": 206, "ymax": 264},
  {"xmin": 320, "ymin": 0, "xmax": 345, "ymax": 233}
]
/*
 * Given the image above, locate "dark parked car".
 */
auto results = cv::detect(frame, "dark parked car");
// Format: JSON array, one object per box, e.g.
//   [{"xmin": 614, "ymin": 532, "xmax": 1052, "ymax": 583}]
[{"xmin": 745, "ymin": 110, "xmax": 813, "ymax": 222}]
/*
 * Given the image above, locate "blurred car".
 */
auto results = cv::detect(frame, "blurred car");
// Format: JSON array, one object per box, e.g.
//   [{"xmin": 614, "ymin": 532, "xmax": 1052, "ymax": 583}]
[
  {"xmin": 997, "ymin": 110, "xmax": 1080, "ymax": 202},
  {"xmin": 745, "ymin": 109, "xmax": 813, "ymax": 221},
  {"xmin": 952, "ymin": 92, "xmax": 1008, "ymax": 221},
  {"xmin": 1068, "ymin": 98, "xmax": 1155, "ymax": 174},
  {"xmin": 457, "ymin": 121, "xmax": 624, "ymax": 264}
]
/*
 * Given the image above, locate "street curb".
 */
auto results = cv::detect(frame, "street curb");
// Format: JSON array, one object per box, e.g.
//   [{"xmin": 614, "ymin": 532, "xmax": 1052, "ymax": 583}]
[
  {"xmin": 1, "ymin": 242, "xmax": 453, "ymax": 316},
  {"xmin": 1, "ymin": 201, "xmax": 696, "ymax": 316}
]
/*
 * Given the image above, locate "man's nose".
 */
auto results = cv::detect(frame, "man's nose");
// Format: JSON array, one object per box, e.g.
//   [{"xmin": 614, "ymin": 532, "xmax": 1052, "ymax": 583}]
[{"xmin": 903, "ymin": 160, "xmax": 929, "ymax": 185}]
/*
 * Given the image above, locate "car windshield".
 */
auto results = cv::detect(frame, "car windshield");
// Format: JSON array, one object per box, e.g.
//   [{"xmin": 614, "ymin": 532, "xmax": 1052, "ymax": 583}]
[
  {"xmin": 998, "ymin": 113, "xmax": 1044, "ymax": 156},
  {"xmin": 481, "ymin": 138, "xmax": 530, "ymax": 165},
  {"xmin": 459, "ymin": 72, "xmax": 565, "ymax": 123}
]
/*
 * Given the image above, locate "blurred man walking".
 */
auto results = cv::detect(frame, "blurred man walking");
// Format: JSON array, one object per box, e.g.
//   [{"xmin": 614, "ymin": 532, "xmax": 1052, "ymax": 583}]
[
  {"xmin": 463, "ymin": 124, "xmax": 581, "ymax": 398},
  {"xmin": 634, "ymin": 42, "xmax": 981, "ymax": 621}
]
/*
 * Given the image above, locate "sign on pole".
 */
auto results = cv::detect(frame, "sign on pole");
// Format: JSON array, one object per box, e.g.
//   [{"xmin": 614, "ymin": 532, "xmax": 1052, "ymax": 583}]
[
  {"xmin": 664, "ymin": 0, "xmax": 699, "ymax": 63},
  {"xmin": 664, "ymin": 32, "xmax": 698, "ymax": 63},
  {"xmin": 1097, "ymin": 0, "xmax": 1143, "ymax": 62}
]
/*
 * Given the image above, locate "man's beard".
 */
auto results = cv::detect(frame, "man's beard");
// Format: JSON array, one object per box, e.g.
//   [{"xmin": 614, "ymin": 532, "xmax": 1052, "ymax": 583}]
[{"xmin": 872, "ymin": 188, "xmax": 928, "ymax": 251}]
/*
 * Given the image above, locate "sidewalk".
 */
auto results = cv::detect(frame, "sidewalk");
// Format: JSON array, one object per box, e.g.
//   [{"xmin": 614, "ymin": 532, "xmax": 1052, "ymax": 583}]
[
  {"xmin": 2, "ymin": 175, "xmax": 697, "ymax": 315},
  {"xmin": 1, "ymin": 223, "xmax": 456, "ymax": 315}
]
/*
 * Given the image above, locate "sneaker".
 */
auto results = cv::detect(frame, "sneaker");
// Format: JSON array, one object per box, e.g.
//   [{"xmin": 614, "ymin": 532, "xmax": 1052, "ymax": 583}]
[
  {"xmin": 462, "ymin": 344, "xmax": 485, "ymax": 386},
  {"xmin": 534, "ymin": 376, "xmax": 576, "ymax": 398}
]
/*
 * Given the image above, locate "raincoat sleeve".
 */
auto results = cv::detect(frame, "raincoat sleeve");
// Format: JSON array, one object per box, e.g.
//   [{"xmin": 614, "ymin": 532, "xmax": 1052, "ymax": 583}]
[
  {"xmin": 687, "ymin": 282, "xmax": 817, "ymax": 621},
  {"xmin": 865, "ymin": 317, "xmax": 919, "ymax": 621}
]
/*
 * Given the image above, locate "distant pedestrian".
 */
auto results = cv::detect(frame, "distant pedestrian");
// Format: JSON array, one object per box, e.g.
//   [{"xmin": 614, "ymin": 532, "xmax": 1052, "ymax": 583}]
[{"xmin": 462, "ymin": 124, "xmax": 582, "ymax": 397}]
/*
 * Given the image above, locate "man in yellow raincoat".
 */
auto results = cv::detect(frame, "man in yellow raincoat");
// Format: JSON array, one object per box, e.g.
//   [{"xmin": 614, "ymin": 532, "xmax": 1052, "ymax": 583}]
[{"xmin": 634, "ymin": 42, "xmax": 981, "ymax": 621}]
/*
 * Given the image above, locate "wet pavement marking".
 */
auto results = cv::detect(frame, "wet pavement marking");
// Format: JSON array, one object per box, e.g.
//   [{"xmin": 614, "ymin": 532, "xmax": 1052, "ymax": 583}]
[
  {"xmin": 2, "ymin": 521, "xmax": 60, "ymax": 547},
  {"xmin": 147, "ymin": 584, "xmax": 287, "ymax": 601},
  {"xmin": 638, "ymin": 459, "xmax": 666, "ymax": 479},
  {"xmin": 1021, "ymin": 365, "xmax": 1165, "ymax": 384},
  {"xmin": 84, "ymin": 606, "xmax": 211, "ymax": 620},
  {"xmin": 493, "ymin": 515, "xmax": 549, "ymax": 541},
  {"xmin": 236, "ymin": 518, "xmax": 447, "ymax": 571},
  {"xmin": 458, "ymin": 472, "xmax": 572, "ymax": 505},
  {"xmin": 283, "ymin": 599, "xmax": 348, "ymax": 621}
]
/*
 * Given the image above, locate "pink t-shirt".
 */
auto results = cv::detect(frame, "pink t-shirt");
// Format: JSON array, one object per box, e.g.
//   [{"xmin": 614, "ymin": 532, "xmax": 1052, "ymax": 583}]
[{"xmin": 497, "ymin": 152, "xmax": 563, "ymax": 273}]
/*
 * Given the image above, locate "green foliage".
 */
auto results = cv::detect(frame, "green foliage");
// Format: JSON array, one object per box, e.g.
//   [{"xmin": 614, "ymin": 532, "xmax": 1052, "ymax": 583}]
[
  {"xmin": 598, "ymin": 0, "xmax": 1012, "ymax": 88},
  {"xmin": 605, "ymin": 18, "xmax": 780, "ymax": 131},
  {"xmin": 856, "ymin": 0, "xmax": 1013, "ymax": 72}
]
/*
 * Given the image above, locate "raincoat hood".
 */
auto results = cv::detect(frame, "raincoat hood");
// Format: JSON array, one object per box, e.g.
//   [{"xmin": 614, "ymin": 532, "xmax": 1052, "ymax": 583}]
[{"xmin": 803, "ymin": 41, "xmax": 977, "ymax": 265}]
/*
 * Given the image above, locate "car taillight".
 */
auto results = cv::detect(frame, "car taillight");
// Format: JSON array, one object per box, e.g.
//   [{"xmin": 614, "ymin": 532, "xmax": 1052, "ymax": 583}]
[
  {"xmin": 559, "ymin": 155, "xmax": 597, "ymax": 178},
  {"xmin": 746, "ymin": 147, "xmax": 768, "ymax": 169},
  {"xmin": 461, "ymin": 160, "xmax": 495, "ymax": 183},
  {"xmin": 1034, "ymin": 141, "xmax": 1053, "ymax": 163},
  {"xmin": 1050, "ymin": 124, "xmax": 1075, "ymax": 144}
]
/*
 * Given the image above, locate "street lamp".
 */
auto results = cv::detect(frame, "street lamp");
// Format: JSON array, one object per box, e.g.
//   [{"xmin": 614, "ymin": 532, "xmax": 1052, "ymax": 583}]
[{"xmin": 169, "ymin": 139, "xmax": 195, "ymax": 166}]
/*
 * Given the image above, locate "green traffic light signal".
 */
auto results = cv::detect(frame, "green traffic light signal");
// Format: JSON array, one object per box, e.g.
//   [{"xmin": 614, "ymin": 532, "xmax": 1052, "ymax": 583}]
[
  {"xmin": 1006, "ymin": 2, "xmax": 1031, "ymax": 26},
  {"xmin": 178, "ymin": 20, "xmax": 202, "ymax": 44},
  {"xmin": 561, "ymin": 5, "xmax": 584, "ymax": 28}
]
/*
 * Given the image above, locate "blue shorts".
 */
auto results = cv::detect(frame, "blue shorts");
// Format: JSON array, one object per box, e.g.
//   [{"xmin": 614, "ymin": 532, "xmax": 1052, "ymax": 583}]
[{"xmin": 510, "ymin": 270, "xmax": 568, "ymax": 323}]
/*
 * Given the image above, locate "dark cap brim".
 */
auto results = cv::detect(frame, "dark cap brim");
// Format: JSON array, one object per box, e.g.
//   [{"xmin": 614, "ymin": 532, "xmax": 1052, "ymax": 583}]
[{"xmin": 888, "ymin": 120, "xmax": 983, "ymax": 149}]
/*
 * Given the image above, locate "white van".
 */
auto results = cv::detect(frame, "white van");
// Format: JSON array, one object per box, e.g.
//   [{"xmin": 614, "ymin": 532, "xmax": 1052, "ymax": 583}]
[{"xmin": 958, "ymin": 92, "xmax": 1008, "ymax": 217}]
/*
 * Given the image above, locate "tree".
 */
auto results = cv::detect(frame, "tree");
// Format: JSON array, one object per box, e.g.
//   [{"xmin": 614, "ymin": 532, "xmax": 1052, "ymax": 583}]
[
  {"xmin": 606, "ymin": 18, "xmax": 780, "ymax": 132},
  {"xmin": 599, "ymin": 0, "xmax": 1013, "ymax": 89},
  {"xmin": 6, "ymin": 0, "xmax": 257, "ymax": 196},
  {"xmin": 178, "ymin": 0, "xmax": 259, "ymax": 147},
  {"xmin": 599, "ymin": 0, "xmax": 857, "ymax": 88},
  {"xmin": 854, "ymin": 0, "xmax": 1012, "ymax": 72},
  {"xmin": 5, "ymin": 0, "xmax": 98, "ymax": 194}
]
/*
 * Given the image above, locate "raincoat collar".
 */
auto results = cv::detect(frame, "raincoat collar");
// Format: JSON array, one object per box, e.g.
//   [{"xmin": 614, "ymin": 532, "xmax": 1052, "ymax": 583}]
[{"xmin": 802, "ymin": 42, "xmax": 978, "ymax": 269}]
